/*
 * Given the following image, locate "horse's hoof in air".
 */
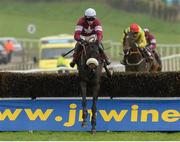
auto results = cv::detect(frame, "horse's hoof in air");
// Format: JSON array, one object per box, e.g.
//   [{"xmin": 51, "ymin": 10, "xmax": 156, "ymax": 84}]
[
  {"xmin": 81, "ymin": 121, "xmax": 87, "ymax": 128},
  {"xmin": 91, "ymin": 128, "xmax": 96, "ymax": 135}
]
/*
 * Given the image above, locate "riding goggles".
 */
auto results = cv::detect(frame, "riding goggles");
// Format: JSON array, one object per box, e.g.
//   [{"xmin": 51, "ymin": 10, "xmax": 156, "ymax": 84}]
[
  {"xmin": 86, "ymin": 17, "xmax": 95, "ymax": 21},
  {"xmin": 132, "ymin": 32, "xmax": 138, "ymax": 35}
]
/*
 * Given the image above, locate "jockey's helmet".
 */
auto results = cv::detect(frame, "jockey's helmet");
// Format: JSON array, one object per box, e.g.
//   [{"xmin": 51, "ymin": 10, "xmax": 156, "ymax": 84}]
[
  {"xmin": 144, "ymin": 28, "xmax": 150, "ymax": 35},
  {"xmin": 130, "ymin": 23, "xmax": 140, "ymax": 33},
  {"xmin": 85, "ymin": 8, "xmax": 96, "ymax": 21}
]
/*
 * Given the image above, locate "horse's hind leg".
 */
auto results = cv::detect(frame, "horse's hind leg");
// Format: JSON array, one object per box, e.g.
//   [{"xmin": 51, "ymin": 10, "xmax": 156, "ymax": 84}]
[{"xmin": 80, "ymin": 81, "xmax": 88, "ymax": 128}]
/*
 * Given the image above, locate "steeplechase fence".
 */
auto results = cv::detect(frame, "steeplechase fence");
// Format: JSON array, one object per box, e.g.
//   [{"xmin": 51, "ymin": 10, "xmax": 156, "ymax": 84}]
[{"xmin": 0, "ymin": 71, "xmax": 180, "ymax": 131}]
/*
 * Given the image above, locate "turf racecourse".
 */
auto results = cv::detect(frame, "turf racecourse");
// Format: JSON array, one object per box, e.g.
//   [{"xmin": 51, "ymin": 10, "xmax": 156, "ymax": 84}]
[
  {"xmin": 0, "ymin": 131, "xmax": 180, "ymax": 141},
  {"xmin": 0, "ymin": 1, "xmax": 179, "ymax": 43}
]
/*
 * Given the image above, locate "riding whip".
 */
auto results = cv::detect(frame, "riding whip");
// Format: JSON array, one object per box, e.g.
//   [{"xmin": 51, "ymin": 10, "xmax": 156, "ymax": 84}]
[{"xmin": 62, "ymin": 48, "xmax": 75, "ymax": 57}]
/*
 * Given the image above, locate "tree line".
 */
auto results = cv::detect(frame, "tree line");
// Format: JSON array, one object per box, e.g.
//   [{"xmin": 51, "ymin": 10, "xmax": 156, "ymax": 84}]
[{"xmin": 107, "ymin": 0, "xmax": 180, "ymax": 22}]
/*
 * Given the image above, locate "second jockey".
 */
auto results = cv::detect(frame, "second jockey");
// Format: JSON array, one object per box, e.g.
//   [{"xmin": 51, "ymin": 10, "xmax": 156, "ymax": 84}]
[
  {"xmin": 144, "ymin": 28, "xmax": 161, "ymax": 65},
  {"xmin": 70, "ymin": 8, "xmax": 110, "ymax": 68},
  {"xmin": 121, "ymin": 23, "xmax": 153, "ymax": 65}
]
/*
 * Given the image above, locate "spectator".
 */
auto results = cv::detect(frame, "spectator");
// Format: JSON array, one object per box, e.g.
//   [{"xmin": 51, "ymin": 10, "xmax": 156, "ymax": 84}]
[
  {"xmin": 57, "ymin": 56, "xmax": 68, "ymax": 68},
  {"xmin": 4, "ymin": 40, "xmax": 14, "ymax": 62}
]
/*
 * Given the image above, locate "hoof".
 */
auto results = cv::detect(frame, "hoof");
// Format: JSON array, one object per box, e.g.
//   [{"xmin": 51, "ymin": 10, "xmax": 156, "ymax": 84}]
[
  {"xmin": 81, "ymin": 121, "xmax": 87, "ymax": 128},
  {"xmin": 91, "ymin": 128, "xmax": 96, "ymax": 135}
]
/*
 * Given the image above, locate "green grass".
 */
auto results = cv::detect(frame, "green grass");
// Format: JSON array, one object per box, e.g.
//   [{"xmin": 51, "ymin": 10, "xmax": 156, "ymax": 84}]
[
  {"xmin": 0, "ymin": 131, "xmax": 180, "ymax": 141},
  {"xmin": 0, "ymin": 1, "xmax": 179, "ymax": 43}
]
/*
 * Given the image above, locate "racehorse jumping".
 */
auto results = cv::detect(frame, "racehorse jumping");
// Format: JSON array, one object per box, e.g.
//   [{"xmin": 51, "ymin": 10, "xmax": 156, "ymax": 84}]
[
  {"xmin": 123, "ymin": 33, "xmax": 162, "ymax": 72},
  {"xmin": 77, "ymin": 37, "xmax": 103, "ymax": 134}
]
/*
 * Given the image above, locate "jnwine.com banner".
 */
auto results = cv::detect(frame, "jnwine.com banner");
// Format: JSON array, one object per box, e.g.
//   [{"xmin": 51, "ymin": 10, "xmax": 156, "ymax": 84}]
[{"xmin": 0, "ymin": 98, "xmax": 179, "ymax": 131}]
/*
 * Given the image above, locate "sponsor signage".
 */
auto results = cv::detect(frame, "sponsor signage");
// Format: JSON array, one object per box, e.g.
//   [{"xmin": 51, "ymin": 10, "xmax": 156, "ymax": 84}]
[{"xmin": 0, "ymin": 98, "xmax": 179, "ymax": 131}]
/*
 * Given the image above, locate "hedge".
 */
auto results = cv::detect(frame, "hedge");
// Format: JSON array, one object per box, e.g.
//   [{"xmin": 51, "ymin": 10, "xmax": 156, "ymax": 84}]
[{"xmin": 0, "ymin": 72, "xmax": 180, "ymax": 98}]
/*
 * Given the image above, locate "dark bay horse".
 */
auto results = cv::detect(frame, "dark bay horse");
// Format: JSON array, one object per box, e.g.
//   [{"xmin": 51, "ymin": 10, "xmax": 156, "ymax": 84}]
[
  {"xmin": 77, "ymin": 38, "xmax": 103, "ymax": 134},
  {"xmin": 123, "ymin": 33, "xmax": 162, "ymax": 72}
]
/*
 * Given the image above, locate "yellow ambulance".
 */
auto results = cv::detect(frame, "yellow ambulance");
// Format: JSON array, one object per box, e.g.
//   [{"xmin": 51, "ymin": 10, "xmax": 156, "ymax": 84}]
[{"xmin": 39, "ymin": 34, "xmax": 76, "ymax": 69}]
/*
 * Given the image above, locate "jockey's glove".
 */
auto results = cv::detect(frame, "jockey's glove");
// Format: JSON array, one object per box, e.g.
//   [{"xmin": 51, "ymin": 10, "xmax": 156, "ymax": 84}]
[
  {"xmin": 145, "ymin": 45, "xmax": 153, "ymax": 51},
  {"xmin": 79, "ymin": 39, "xmax": 88, "ymax": 46},
  {"xmin": 95, "ymin": 40, "xmax": 100, "ymax": 45}
]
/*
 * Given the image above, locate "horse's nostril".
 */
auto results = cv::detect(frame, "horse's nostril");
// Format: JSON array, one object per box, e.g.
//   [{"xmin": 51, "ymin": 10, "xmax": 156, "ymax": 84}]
[{"xmin": 88, "ymin": 63, "xmax": 96, "ymax": 69}]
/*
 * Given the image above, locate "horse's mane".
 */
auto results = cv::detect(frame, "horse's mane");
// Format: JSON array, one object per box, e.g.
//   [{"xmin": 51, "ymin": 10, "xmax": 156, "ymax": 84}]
[
  {"xmin": 77, "ymin": 42, "xmax": 100, "ymax": 68},
  {"xmin": 123, "ymin": 32, "xmax": 137, "ymax": 49}
]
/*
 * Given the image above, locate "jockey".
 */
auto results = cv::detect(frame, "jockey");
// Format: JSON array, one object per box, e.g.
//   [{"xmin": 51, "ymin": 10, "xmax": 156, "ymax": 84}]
[
  {"xmin": 121, "ymin": 23, "xmax": 153, "ymax": 65},
  {"xmin": 144, "ymin": 28, "xmax": 161, "ymax": 64},
  {"xmin": 144, "ymin": 28, "xmax": 156, "ymax": 50},
  {"xmin": 70, "ymin": 8, "xmax": 110, "ymax": 68}
]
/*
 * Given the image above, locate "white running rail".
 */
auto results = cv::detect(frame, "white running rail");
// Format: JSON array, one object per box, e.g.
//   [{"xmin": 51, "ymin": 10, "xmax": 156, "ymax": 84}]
[
  {"xmin": 0, "ymin": 64, "xmax": 125, "ymax": 73},
  {"xmin": 161, "ymin": 54, "xmax": 180, "ymax": 71},
  {"xmin": 3, "ymin": 66, "xmax": 77, "ymax": 73},
  {"xmin": 1, "ymin": 39, "xmax": 180, "ymax": 72}
]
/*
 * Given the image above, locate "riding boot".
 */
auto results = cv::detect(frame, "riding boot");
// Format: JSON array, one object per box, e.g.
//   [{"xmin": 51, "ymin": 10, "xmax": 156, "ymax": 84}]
[
  {"xmin": 100, "ymin": 52, "xmax": 111, "ymax": 65},
  {"xmin": 98, "ymin": 43, "xmax": 111, "ymax": 65},
  {"xmin": 120, "ymin": 49, "xmax": 128, "ymax": 65},
  {"xmin": 70, "ymin": 52, "xmax": 79, "ymax": 68},
  {"xmin": 70, "ymin": 43, "xmax": 82, "ymax": 68},
  {"xmin": 153, "ymin": 50, "xmax": 162, "ymax": 66}
]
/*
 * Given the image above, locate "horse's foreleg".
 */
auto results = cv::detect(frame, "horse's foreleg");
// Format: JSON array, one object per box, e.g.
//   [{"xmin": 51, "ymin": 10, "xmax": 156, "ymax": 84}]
[
  {"xmin": 149, "ymin": 63, "xmax": 159, "ymax": 72},
  {"xmin": 80, "ymin": 81, "xmax": 87, "ymax": 127},
  {"xmin": 91, "ymin": 85, "xmax": 99, "ymax": 134},
  {"xmin": 91, "ymin": 95, "xmax": 98, "ymax": 134}
]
